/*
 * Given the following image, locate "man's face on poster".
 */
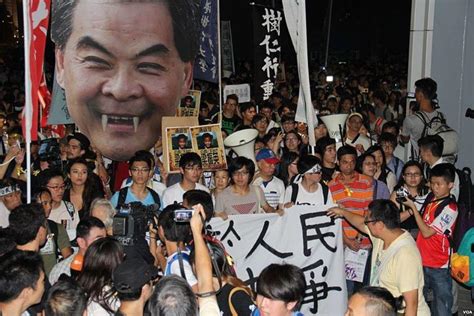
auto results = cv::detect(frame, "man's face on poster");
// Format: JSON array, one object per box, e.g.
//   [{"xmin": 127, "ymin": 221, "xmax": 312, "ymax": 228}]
[
  {"xmin": 203, "ymin": 136, "xmax": 212, "ymax": 148},
  {"xmin": 55, "ymin": 1, "xmax": 193, "ymax": 161},
  {"xmin": 178, "ymin": 137, "xmax": 187, "ymax": 149}
]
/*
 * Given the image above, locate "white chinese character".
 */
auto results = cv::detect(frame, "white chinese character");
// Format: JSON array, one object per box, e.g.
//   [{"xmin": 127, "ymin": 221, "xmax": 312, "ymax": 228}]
[
  {"xmin": 199, "ymin": 58, "xmax": 207, "ymax": 73},
  {"xmin": 259, "ymin": 35, "xmax": 281, "ymax": 55},
  {"xmin": 260, "ymin": 79, "xmax": 274, "ymax": 100},
  {"xmin": 204, "ymin": 0, "xmax": 212, "ymax": 14},
  {"xmin": 261, "ymin": 56, "xmax": 279, "ymax": 78},
  {"xmin": 199, "ymin": 45, "xmax": 206, "ymax": 58},
  {"xmin": 261, "ymin": 8, "xmax": 282, "ymax": 35},
  {"xmin": 201, "ymin": 14, "xmax": 210, "ymax": 28}
]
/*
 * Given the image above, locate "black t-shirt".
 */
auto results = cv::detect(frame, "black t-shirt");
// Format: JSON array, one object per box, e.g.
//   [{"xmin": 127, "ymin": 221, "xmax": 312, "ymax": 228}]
[
  {"xmin": 216, "ymin": 283, "xmax": 255, "ymax": 316},
  {"xmin": 222, "ymin": 115, "xmax": 241, "ymax": 135},
  {"xmin": 321, "ymin": 166, "xmax": 337, "ymax": 183}
]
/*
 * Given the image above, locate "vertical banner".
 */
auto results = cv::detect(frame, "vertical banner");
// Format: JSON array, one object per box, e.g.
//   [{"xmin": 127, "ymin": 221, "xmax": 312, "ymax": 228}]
[
  {"xmin": 220, "ymin": 20, "xmax": 235, "ymax": 78},
  {"xmin": 194, "ymin": 0, "xmax": 219, "ymax": 83},
  {"xmin": 253, "ymin": 6, "xmax": 282, "ymax": 103},
  {"xmin": 282, "ymin": 0, "xmax": 317, "ymax": 147},
  {"xmin": 23, "ymin": 0, "xmax": 51, "ymax": 141},
  {"xmin": 208, "ymin": 206, "xmax": 347, "ymax": 316}
]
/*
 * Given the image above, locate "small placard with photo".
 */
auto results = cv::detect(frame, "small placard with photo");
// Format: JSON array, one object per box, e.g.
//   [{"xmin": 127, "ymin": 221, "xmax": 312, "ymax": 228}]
[
  {"xmin": 190, "ymin": 124, "xmax": 227, "ymax": 171},
  {"xmin": 177, "ymin": 90, "xmax": 201, "ymax": 117},
  {"xmin": 166, "ymin": 127, "xmax": 193, "ymax": 172}
]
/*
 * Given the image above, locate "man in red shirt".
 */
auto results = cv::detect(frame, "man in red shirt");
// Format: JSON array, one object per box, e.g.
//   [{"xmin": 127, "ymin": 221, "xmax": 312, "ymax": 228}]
[{"xmin": 402, "ymin": 163, "xmax": 457, "ymax": 316}]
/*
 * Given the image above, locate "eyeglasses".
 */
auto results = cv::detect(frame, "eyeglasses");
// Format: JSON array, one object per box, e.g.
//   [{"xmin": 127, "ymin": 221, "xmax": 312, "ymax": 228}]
[
  {"xmin": 233, "ymin": 171, "xmax": 249, "ymax": 177},
  {"xmin": 364, "ymin": 218, "xmax": 378, "ymax": 225},
  {"xmin": 131, "ymin": 168, "xmax": 150, "ymax": 173},
  {"xmin": 404, "ymin": 173, "xmax": 421, "ymax": 178},
  {"xmin": 47, "ymin": 184, "xmax": 66, "ymax": 191}
]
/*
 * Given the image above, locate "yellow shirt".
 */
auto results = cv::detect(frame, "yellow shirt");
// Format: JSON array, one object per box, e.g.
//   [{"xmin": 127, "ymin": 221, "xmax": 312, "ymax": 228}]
[{"xmin": 367, "ymin": 229, "xmax": 431, "ymax": 316}]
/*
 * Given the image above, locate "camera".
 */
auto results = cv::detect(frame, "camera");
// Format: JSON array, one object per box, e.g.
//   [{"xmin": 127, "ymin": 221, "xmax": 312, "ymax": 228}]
[
  {"xmin": 38, "ymin": 138, "xmax": 62, "ymax": 168},
  {"xmin": 466, "ymin": 108, "xmax": 474, "ymax": 119},
  {"xmin": 174, "ymin": 209, "xmax": 194, "ymax": 223},
  {"xmin": 395, "ymin": 187, "xmax": 410, "ymax": 203},
  {"xmin": 113, "ymin": 202, "xmax": 160, "ymax": 246}
]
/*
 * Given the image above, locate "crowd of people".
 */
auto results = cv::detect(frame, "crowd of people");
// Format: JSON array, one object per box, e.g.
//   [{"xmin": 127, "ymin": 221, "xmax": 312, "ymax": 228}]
[{"xmin": 1, "ymin": 49, "xmax": 467, "ymax": 315}]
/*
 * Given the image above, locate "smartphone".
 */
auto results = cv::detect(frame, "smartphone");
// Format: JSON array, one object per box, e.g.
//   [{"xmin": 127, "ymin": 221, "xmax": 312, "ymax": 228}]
[{"xmin": 174, "ymin": 209, "xmax": 194, "ymax": 222}]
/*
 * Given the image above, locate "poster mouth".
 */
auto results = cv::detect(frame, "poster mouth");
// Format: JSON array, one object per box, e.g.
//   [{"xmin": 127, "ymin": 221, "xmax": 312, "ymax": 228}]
[{"xmin": 101, "ymin": 114, "xmax": 140, "ymax": 133}]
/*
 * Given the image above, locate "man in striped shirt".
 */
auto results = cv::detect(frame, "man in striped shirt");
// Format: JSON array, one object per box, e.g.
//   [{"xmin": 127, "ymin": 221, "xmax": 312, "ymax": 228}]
[{"xmin": 328, "ymin": 145, "xmax": 373, "ymax": 295}]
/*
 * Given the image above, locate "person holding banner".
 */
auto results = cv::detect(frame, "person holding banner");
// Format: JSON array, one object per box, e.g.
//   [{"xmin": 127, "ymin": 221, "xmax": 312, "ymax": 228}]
[
  {"xmin": 51, "ymin": 0, "xmax": 200, "ymax": 161},
  {"xmin": 327, "ymin": 200, "xmax": 430, "ymax": 316}
]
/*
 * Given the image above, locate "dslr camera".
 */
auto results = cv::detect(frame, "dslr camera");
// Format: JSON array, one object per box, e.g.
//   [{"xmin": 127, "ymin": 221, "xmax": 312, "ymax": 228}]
[
  {"xmin": 38, "ymin": 138, "xmax": 62, "ymax": 168},
  {"xmin": 113, "ymin": 202, "xmax": 160, "ymax": 246},
  {"xmin": 395, "ymin": 187, "xmax": 410, "ymax": 203}
]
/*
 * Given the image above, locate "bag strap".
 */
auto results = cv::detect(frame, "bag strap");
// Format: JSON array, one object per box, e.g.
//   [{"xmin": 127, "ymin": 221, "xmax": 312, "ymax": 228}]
[
  {"xmin": 228, "ymin": 287, "xmax": 246, "ymax": 316},
  {"xmin": 64, "ymin": 201, "xmax": 75, "ymax": 220},
  {"xmin": 290, "ymin": 183, "xmax": 299, "ymax": 204},
  {"xmin": 117, "ymin": 186, "xmax": 129, "ymax": 207},
  {"xmin": 47, "ymin": 220, "xmax": 60, "ymax": 257},
  {"xmin": 321, "ymin": 182, "xmax": 329, "ymax": 204},
  {"xmin": 148, "ymin": 188, "xmax": 161, "ymax": 209}
]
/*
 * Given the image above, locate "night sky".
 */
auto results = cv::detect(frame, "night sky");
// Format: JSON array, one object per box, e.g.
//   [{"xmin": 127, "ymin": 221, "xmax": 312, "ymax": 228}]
[{"xmin": 221, "ymin": 0, "xmax": 411, "ymax": 65}]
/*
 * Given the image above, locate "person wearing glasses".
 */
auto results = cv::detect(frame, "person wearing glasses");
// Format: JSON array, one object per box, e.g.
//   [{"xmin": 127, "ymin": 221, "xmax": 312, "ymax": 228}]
[
  {"xmin": 110, "ymin": 151, "xmax": 161, "ymax": 209},
  {"xmin": 40, "ymin": 168, "xmax": 79, "ymax": 241},
  {"xmin": 161, "ymin": 152, "xmax": 209, "ymax": 209},
  {"xmin": 328, "ymin": 200, "xmax": 430, "ymax": 316}
]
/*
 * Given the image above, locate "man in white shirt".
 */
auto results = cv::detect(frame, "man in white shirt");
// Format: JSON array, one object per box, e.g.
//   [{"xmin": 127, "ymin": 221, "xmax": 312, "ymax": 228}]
[
  {"xmin": 0, "ymin": 180, "xmax": 22, "ymax": 228},
  {"xmin": 162, "ymin": 152, "xmax": 209, "ymax": 208},
  {"xmin": 253, "ymin": 148, "xmax": 285, "ymax": 211}
]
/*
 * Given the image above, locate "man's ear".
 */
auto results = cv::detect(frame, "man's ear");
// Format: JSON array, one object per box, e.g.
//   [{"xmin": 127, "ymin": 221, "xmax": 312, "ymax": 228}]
[
  {"xmin": 18, "ymin": 287, "xmax": 32, "ymax": 301},
  {"xmin": 77, "ymin": 237, "xmax": 86, "ymax": 249},
  {"xmin": 180, "ymin": 62, "xmax": 194, "ymax": 97},
  {"xmin": 55, "ymin": 48, "xmax": 66, "ymax": 89},
  {"xmin": 286, "ymin": 301, "xmax": 298, "ymax": 312}
]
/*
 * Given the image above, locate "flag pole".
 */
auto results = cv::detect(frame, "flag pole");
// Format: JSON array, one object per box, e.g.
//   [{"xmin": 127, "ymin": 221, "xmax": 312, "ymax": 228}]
[
  {"xmin": 22, "ymin": 0, "xmax": 32, "ymax": 203},
  {"xmin": 217, "ymin": 0, "xmax": 223, "ymax": 124}
]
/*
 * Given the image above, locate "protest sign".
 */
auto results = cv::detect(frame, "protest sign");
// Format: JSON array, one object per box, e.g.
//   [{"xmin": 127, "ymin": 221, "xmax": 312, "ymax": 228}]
[
  {"xmin": 190, "ymin": 124, "xmax": 227, "ymax": 171},
  {"xmin": 177, "ymin": 90, "xmax": 201, "ymax": 117}
]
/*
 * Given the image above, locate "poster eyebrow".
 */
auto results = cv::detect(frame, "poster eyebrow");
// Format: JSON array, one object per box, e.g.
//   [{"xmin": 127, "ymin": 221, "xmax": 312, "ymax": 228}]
[
  {"xmin": 76, "ymin": 36, "xmax": 113, "ymax": 57},
  {"xmin": 136, "ymin": 44, "xmax": 170, "ymax": 58}
]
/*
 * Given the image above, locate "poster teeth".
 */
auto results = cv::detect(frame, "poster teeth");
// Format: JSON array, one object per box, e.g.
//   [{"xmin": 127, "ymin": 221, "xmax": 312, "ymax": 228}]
[
  {"xmin": 101, "ymin": 114, "xmax": 108, "ymax": 132},
  {"xmin": 133, "ymin": 117, "xmax": 139, "ymax": 133}
]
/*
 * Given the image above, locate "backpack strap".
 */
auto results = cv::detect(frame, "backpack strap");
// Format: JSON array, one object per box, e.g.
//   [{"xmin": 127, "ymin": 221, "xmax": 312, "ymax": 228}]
[
  {"xmin": 228, "ymin": 287, "xmax": 248, "ymax": 316},
  {"xmin": 290, "ymin": 183, "xmax": 299, "ymax": 204},
  {"xmin": 117, "ymin": 187, "xmax": 129, "ymax": 207},
  {"xmin": 64, "ymin": 201, "xmax": 75, "ymax": 220},
  {"xmin": 321, "ymin": 182, "xmax": 329, "ymax": 204},
  {"xmin": 147, "ymin": 188, "xmax": 161, "ymax": 210},
  {"xmin": 47, "ymin": 219, "xmax": 60, "ymax": 257},
  {"xmin": 415, "ymin": 112, "xmax": 430, "ymax": 138}
]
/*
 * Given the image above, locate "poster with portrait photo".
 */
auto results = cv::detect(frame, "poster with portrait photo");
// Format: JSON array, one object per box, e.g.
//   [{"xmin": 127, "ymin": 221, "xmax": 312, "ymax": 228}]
[
  {"xmin": 190, "ymin": 124, "xmax": 227, "ymax": 171},
  {"xmin": 177, "ymin": 90, "xmax": 201, "ymax": 117},
  {"xmin": 166, "ymin": 127, "xmax": 193, "ymax": 173}
]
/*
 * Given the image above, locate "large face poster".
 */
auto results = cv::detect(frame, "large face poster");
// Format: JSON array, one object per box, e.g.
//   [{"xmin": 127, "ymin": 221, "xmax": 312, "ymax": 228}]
[{"xmin": 50, "ymin": 0, "xmax": 200, "ymax": 161}]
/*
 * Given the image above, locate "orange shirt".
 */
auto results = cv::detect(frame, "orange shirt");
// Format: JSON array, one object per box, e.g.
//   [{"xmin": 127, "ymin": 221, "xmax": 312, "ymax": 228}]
[{"xmin": 329, "ymin": 172, "xmax": 373, "ymax": 245}]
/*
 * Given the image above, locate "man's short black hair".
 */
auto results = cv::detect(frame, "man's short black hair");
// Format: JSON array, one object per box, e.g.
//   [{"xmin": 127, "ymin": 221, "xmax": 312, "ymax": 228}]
[
  {"xmin": 415, "ymin": 77, "xmax": 438, "ymax": 101},
  {"xmin": 182, "ymin": 190, "xmax": 214, "ymax": 221},
  {"xmin": 158, "ymin": 204, "xmax": 191, "ymax": 243},
  {"xmin": 239, "ymin": 102, "xmax": 256, "ymax": 114},
  {"xmin": 297, "ymin": 155, "xmax": 321, "ymax": 174},
  {"xmin": 76, "ymin": 217, "xmax": 106, "ymax": 240},
  {"xmin": 368, "ymin": 200, "xmax": 400, "ymax": 230},
  {"xmin": 129, "ymin": 150, "xmax": 154, "ymax": 170},
  {"xmin": 337, "ymin": 145, "xmax": 357, "ymax": 161},
  {"xmin": 430, "ymin": 163, "xmax": 456, "ymax": 183},
  {"xmin": 51, "ymin": 0, "xmax": 201, "ymax": 63},
  {"xmin": 259, "ymin": 102, "xmax": 273, "ymax": 111},
  {"xmin": 179, "ymin": 152, "xmax": 202, "ymax": 169},
  {"xmin": 356, "ymin": 286, "xmax": 399, "ymax": 316},
  {"xmin": 316, "ymin": 136, "xmax": 336, "ymax": 156},
  {"xmin": 378, "ymin": 132, "xmax": 397, "ymax": 148},
  {"xmin": 256, "ymin": 263, "xmax": 306, "ymax": 311},
  {"xmin": 8, "ymin": 204, "xmax": 46, "ymax": 246},
  {"xmin": 381, "ymin": 121, "xmax": 400, "ymax": 135},
  {"xmin": 148, "ymin": 275, "xmax": 198, "ymax": 315},
  {"xmin": 0, "ymin": 228, "xmax": 15, "ymax": 257},
  {"xmin": 228, "ymin": 156, "xmax": 255, "ymax": 185},
  {"xmin": 226, "ymin": 94, "xmax": 238, "ymax": 103},
  {"xmin": 418, "ymin": 135, "xmax": 444, "ymax": 158},
  {"xmin": 0, "ymin": 250, "xmax": 44, "ymax": 303},
  {"xmin": 201, "ymin": 133, "xmax": 213, "ymax": 140},
  {"xmin": 39, "ymin": 168, "xmax": 64, "ymax": 188},
  {"xmin": 44, "ymin": 279, "xmax": 87, "ymax": 316},
  {"xmin": 177, "ymin": 134, "xmax": 188, "ymax": 142}
]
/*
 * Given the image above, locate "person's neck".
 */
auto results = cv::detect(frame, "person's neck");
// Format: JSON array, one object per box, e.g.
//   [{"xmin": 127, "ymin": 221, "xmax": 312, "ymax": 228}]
[
  {"xmin": 243, "ymin": 118, "xmax": 251, "ymax": 126},
  {"xmin": 340, "ymin": 171, "xmax": 355, "ymax": 183},
  {"xmin": 119, "ymin": 300, "xmax": 145, "ymax": 316},
  {"xmin": 301, "ymin": 178, "xmax": 318, "ymax": 192},
  {"xmin": 131, "ymin": 182, "xmax": 147, "ymax": 194},
  {"xmin": 427, "ymin": 156, "xmax": 441, "ymax": 167},
  {"xmin": 52, "ymin": 200, "xmax": 61, "ymax": 209},
  {"xmin": 17, "ymin": 240, "xmax": 39, "ymax": 252},
  {"xmin": 223, "ymin": 110, "xmax": 234, "ymax": 118},
  {"xmin": 323, "ymin": 160, "xmax": 335, "ymax": 168},
  {"xmin": 165, "ymin": 241, "xmax": 184, "ymax": 256},
  {"xmin": 346, "ymin": 129, "xmax": 359, "ymax": 139},
  {"xmin": 258, "ymin": 131, "xmax": 266, "ymax": 138},
  {"xmin": 434, "ymin": 192, "xmax": 451, "ymax": 200},
  {"xmin": 420, "ymin": 100, "xmax": 434, "ymax": 113},
  {"xmin": 180, "ymin": 179, "xmax": 196, "ymax": 191},
  {"xmin": 259, "ymin": 173, "xmax": 273, "ymax": 182},
  {"xmin": 405, "ymin": 185, "xmax": 419, "ymax": 196},
  {"xmin": 382, "ymin": 228, "xmax": 404, "ymax": 250},
  {"xmin": 232, "ymin": 184, "xmax": 249, "ymax": 195},
  {"xmin": 386, "ymin": 155, "xmax": 393, "ymax": 163},
  {"xmin": 71, "ymin": 184, "xmax": 85, "ymax": 194},
  {"xmin": 0, "ymin": 301, "xmax": 25, "ymax": 316}
]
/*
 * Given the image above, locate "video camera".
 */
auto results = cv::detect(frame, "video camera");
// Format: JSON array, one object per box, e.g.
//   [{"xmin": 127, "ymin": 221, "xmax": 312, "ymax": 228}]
[
  {"xmin": 38, "ymin": 138, "xmax": 62, "ymax": 168},
  {"xmin": 112, "ymin": 202, "xmax": 160, "ymax": 246}
]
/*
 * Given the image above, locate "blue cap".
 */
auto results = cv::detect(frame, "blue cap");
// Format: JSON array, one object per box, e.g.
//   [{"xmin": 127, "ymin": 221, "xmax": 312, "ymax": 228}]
[{"xmin": 256, "ymin": 148, "xmax": 279, "ymax": 164}]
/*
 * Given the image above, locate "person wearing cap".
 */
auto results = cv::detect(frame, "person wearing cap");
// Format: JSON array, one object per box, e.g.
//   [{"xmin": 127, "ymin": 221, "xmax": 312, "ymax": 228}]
[
  {"xmin": 283, "ymin": 155, "xmax": 334, "ymax": 208},
  {"xmin": 113, "ymin": 257, "xmax": 158, "ymax": 316},
  {"xmin": 344, "ymin": 112, "xmax": 372, "ymax": 154},
  {"xmin": 253, "ymin": 148, "xmax": 285, "ymax": 213},
  {"xmin": 0, "ymin": 179, "xmax": 22, "ymax": 228}
]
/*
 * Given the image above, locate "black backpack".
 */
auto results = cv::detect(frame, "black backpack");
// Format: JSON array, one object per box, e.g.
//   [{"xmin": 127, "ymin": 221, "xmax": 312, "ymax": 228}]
[
  {"xmin": 117, "ymin": 186, "xmax": 161, "ymax": 210},
  {"xmin": 290, "ymin": 182, "xmax": 329, "ymax": 205},
  {"xmin": 453, "ymin": 167, "xmax": 474, "ymax": 251}
]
